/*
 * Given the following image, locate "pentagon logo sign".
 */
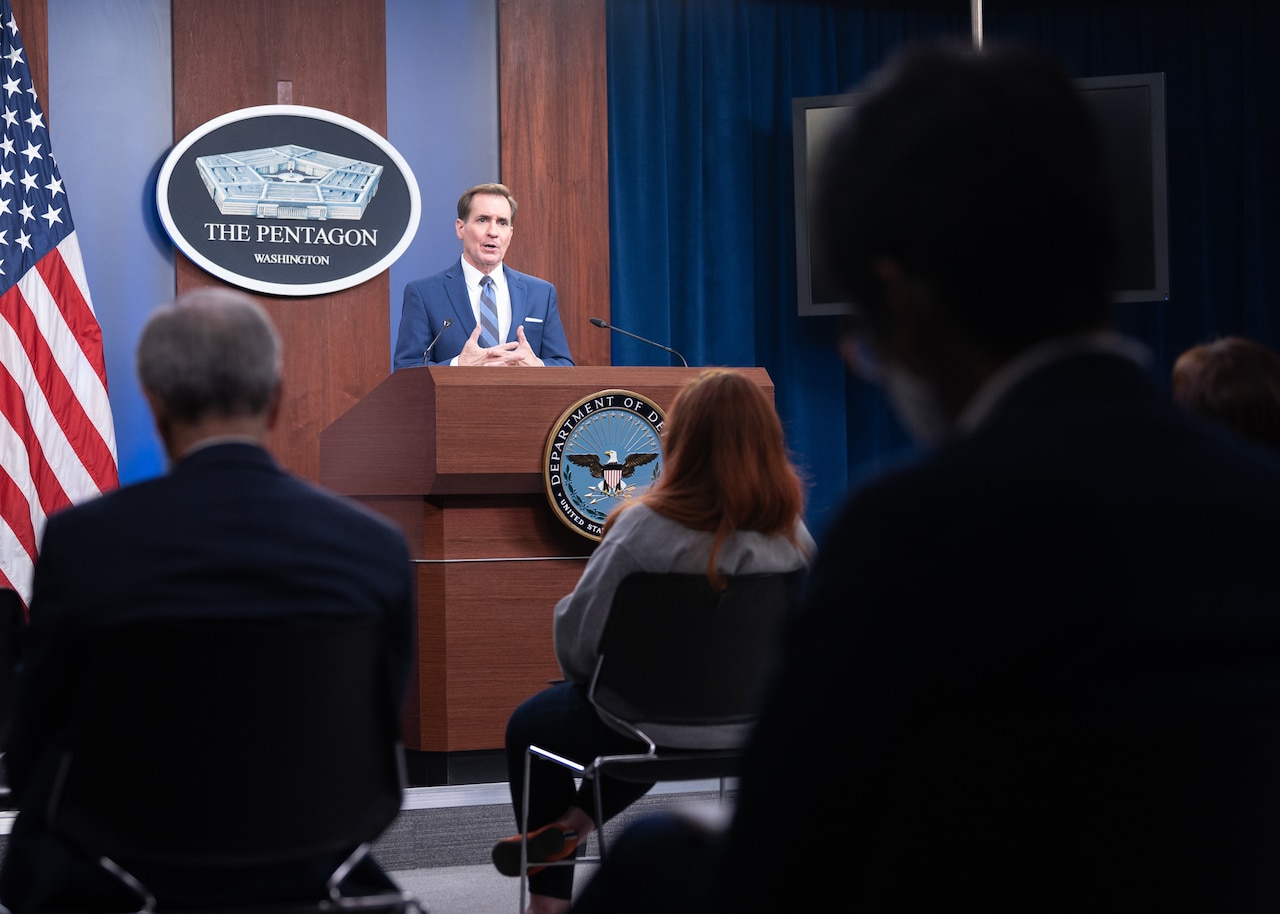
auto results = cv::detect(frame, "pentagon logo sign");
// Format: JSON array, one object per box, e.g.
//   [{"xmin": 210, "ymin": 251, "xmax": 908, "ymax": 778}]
[
  {"xmin": 157, "ymin": 105, "xmax": 420, "ymax": 296},
  {"xmin": 544, "ymin": 390, "xmax": 666, "ymax": 541}
]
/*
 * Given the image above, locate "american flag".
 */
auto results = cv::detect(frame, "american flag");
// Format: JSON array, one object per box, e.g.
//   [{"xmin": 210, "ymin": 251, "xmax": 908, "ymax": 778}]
[{"xmin": 0, "ymin": 1, "xmax": 117, "ymax": 608}]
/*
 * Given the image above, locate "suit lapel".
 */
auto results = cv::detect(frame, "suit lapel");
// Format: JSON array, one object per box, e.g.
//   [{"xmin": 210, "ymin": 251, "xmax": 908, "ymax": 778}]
[
  {"xmin": 505, "ymin": 266, "xmax": 528, "ymax": 341},
  {"xmin": 444, "ymin": 266, "xmax": 476, "ymax": 333}
]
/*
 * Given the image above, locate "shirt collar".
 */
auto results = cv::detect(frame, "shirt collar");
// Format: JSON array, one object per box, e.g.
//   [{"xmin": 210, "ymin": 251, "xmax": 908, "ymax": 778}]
[
  {"xmin": 956, "ymin": 331, "xmax": 1152, "ymax": 435},
  {"xmin": 460, "ymin": 257, "xmax": 506, "ymax": 293},
  {"xmin": 179, "ymin": 435, "xmax": 266, "ymax": 460}
]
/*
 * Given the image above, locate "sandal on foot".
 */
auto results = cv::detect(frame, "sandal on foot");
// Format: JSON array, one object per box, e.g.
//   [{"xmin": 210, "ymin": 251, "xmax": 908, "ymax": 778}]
[{"xmin": 492, "ymin": 822, "xmax": 580, "ymax": 877}]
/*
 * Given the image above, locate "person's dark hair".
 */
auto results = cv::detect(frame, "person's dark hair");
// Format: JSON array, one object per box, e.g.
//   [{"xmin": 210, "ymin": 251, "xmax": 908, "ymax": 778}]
[
  {"xmin": 136, "ymin": 287, "xmax": 281, "ymax": 423},
  {"xmin": 602, "ymin": 369, "xmax": 806, "ymax": 588},
  {"xmin": 815, "ymin": 40, "xmax": 1118, "ymax": 359},
  {"xmin": 457, "ymin": 182, "xmax": 518, "ymax": 225},
  {"xmin": 1172, "ymin": 336, "xmax": 1280, "ymax": 452}
]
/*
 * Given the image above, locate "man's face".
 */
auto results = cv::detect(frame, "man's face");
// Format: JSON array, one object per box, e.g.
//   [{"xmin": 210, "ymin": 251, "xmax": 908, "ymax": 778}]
[
  {"xmin": 457, "ymin": 192, "xmax": 514, "ymax": 273},
  {"xmin": 841, "ymin": 264, "xmax": 953, "ymax": 446}
]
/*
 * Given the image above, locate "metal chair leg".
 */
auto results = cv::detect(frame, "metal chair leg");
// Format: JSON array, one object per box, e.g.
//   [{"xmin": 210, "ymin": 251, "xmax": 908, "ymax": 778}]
[
  {"xmin": 519, "ymin": 748, "xmax": 532, "ymax": 914},
  {"xmin": 520, "ymin": 745, "xmax": 588, "ymax": 913}
]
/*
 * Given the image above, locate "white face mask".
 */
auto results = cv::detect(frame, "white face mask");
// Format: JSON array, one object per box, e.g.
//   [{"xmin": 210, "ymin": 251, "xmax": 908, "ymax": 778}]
[{"xmin": 880, "ymin": 362, "xmax": 951, "ymax": 446}]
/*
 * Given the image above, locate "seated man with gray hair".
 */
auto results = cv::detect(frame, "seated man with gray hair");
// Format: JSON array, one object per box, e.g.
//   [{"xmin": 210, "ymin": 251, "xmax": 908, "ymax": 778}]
[{"xmin": 0, "ymin": 287, "xmax": 415, "ymax": 912}]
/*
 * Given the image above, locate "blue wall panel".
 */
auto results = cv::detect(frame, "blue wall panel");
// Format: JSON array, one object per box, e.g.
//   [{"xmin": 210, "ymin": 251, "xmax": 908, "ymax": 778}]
[
  {"xmin": 386, "ymin": 0, "xmax": 500, "ymax": 365},
  {"xmin": 48, "ymin": 0, "xmax": 173, "ymax": 484}
]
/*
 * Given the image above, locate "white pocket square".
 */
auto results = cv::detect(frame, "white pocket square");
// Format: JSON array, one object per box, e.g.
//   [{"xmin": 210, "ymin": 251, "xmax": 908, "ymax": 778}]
[{"xmin": 524, "ymin": 317, "xmax": 544, "ymax": 323}]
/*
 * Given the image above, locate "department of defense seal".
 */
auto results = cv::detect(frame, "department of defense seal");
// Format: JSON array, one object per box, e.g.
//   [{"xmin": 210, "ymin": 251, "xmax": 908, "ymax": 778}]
[{"xmin": 543, "ymin": 390, "xmax": 666, "ymax": 541}]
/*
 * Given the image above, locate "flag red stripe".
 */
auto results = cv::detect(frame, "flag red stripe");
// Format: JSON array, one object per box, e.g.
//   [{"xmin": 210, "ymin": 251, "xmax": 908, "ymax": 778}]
[
  {"xmin": 1, "ymin": 280, "xmax": 117, "ymax": 494},
  {"xmin": 36, "ymin": 245, "xmax": 109, "ymax": 390},
  {"xmin": 0, "ymin": 467, "xmax": 39, "ymax": 565},
  {"xmin": 0, "ymin": 358, "xmax": 72, "ymax": 517}
]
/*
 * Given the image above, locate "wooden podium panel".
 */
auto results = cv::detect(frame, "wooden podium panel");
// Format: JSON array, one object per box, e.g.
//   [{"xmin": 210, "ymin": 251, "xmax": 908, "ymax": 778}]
[
  {"xmin": 407, "ymin": 496, "xmax": 590, "ymax": 750},
  {"xmin": 320, "ymin": 366, "xmax": 773, "ymax": 751}
]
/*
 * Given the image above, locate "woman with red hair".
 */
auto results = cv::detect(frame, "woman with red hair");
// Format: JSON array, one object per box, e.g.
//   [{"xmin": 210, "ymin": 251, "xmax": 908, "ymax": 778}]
[{"xmin": 492, "ymin": 368, "xmax": 815, "ymax": 914}]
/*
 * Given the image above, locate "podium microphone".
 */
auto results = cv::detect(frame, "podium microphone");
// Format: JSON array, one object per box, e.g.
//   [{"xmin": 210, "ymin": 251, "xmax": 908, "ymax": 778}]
[
  {"xmin": 422, "ymin": 319, "xmax": 452, "ymax": 366},
  {"xmin": 589, "ymin": 317, "xmax": 688, "ymax": 368}
]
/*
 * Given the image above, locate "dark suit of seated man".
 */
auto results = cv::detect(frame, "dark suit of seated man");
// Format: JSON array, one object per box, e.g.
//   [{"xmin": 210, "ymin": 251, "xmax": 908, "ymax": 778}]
[
  {"xmin": 393, "ymin": 182, "xmax": 574, "ymax": 369},
  {"xmin": 0, "ymin": 288, "xmax": 416, "ymax": 913},
  {"xmin": 570, "ymin": 40, "xmax": 1280, "ymax": 914}
]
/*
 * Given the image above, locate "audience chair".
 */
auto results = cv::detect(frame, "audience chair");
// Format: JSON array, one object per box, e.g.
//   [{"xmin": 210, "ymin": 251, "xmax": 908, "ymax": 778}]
[
  {"xmin": 45, "ymin": 615, "xmax": 425, "ymax": 913},
  {"xmin": 519, "ymin": 570, "xmax": 802, "ymax": 910}
]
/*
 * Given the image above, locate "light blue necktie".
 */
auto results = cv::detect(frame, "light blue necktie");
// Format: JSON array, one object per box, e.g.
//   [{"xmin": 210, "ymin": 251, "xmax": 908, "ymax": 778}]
[{"xmin": 479, "ymin": 275, "xmax": 500, "ymax": 347}]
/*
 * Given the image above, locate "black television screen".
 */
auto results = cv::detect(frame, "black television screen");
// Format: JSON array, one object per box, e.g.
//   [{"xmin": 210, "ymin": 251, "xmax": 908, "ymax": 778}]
[{"xmin": 792, "ymin": 72, "xmax": 1170, "ymax": 317}]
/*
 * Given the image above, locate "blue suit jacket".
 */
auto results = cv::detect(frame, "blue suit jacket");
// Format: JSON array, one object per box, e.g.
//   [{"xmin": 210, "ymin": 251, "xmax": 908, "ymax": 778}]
[
  {"xmin": 393, "ymin": 260, "xmax": 574, "ymax": 368},
  {"xmin": 0, "ymin": 443, "xmax": 414, "ymax": 912}
]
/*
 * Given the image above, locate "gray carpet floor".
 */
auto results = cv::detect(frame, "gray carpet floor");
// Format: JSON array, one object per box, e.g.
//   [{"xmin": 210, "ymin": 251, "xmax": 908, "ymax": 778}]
[
  {"xmin": 392, "ymin": 863, "xmax": 592, "ymax": 914},
  {"xmin": 380, "ymin": 781, "xmax": 731, "ymax": 913}
]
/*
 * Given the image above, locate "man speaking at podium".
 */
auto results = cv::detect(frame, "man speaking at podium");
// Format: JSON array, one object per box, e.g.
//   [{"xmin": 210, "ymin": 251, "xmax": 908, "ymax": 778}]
[{"xmin": 393, "ymin": 183, "xmax": 574, "ymax": 369}]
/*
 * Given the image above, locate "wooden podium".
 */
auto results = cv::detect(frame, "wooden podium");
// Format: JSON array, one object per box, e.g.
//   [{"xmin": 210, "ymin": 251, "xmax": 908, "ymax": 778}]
[{"xmin": 319, "ymin": 366, "xmax": 773, "ymax": 754}]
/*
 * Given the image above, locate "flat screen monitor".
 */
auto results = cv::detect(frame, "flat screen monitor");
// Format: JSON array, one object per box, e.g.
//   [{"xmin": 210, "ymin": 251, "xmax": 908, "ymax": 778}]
[{"xmin": 792, "ymin": 72, "xmax": 1170, "ymax": 317}]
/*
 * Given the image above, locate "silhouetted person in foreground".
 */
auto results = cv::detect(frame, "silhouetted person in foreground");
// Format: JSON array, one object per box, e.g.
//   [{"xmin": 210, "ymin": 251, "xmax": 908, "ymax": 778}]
[{"xmin": 572, "ymin": 39, "xmax": 1280, "ymax": 914}]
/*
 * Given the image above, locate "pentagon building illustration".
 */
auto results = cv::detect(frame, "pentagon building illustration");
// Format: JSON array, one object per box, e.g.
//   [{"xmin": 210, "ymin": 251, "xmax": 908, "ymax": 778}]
[{"xmin": 195, "ymin": 145, "xmax": 383, "ymax": 220}]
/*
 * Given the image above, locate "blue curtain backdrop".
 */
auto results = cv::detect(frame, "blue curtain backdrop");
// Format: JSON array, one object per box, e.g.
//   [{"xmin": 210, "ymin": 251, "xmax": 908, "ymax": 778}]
[
  {"xmin": 606, "ymin": 0, "xmax": 966, "ymax": 537},
  {"xmin": 606, "ymin": 0, "xmax": 1280, "ymax": 540}
]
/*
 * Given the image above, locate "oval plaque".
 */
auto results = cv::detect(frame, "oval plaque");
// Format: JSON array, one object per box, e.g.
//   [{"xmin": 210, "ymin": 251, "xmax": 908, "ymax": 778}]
[{"xmin": 156, "ymin": 105, "xmax": 420, "ymax": 296}]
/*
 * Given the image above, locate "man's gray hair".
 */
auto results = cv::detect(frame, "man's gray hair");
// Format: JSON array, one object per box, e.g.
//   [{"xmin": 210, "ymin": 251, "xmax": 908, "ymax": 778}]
[{"xmin": 136, "ymin": 287, "xmax": 282, "ymax": 422}]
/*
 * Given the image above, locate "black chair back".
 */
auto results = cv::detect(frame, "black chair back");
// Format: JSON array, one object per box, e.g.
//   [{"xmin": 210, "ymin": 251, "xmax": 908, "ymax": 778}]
[
  {"xmin": 47, "ymin": 615, "xmax": 404, "ymax": 869},
  {"xmin": 590, "ymin": 571, "xmax": 801, "ymax": 734},
  {"xmin": 0, "ymin": 587, "xmax": 23, "ymax": 755},
  {"xmin": 518, "ymin": 569, "xmax": 803, "ymax": 907}
]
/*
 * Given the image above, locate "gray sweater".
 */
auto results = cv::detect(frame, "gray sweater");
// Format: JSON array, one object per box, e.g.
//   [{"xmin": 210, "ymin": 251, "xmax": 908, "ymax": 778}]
[{"xmin": 553, "ymin": 503, "xmax": 816, "ymax": 748}]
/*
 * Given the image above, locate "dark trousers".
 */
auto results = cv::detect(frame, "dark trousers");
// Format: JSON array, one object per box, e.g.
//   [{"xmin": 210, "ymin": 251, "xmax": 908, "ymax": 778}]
[
  {"xmin": 570, "ymin": 812, "xmax": 717, "ymax": 914},
  {"xmin": 503, "ymin": 681, "xmax": 653, "ymax": 900}
]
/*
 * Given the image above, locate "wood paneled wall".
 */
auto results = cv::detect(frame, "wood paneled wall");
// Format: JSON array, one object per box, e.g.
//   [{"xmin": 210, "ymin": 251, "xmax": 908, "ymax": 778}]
[
  {"xmin": 499, "ymin": 0, "xmax": 611, "ymax": 368},
  {"xmin": 12, "ymin": 1, "xmax": 46, "ymax": 116},
  {"xmin": 170, "ymin": 0, "xmax": 391, "ymax": 481}
]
